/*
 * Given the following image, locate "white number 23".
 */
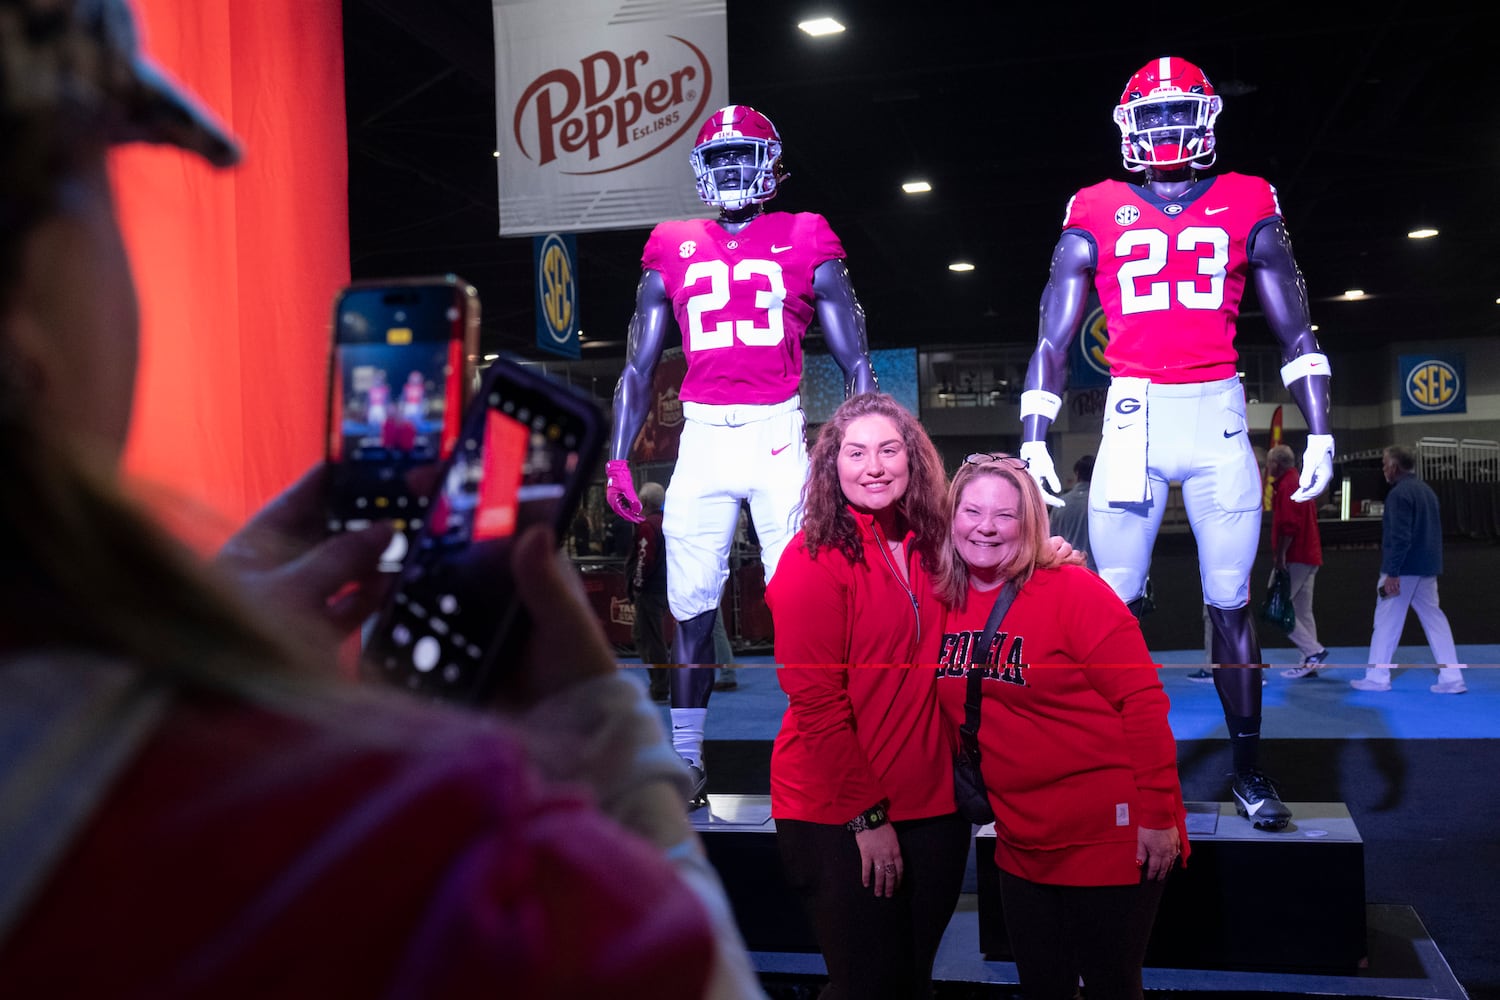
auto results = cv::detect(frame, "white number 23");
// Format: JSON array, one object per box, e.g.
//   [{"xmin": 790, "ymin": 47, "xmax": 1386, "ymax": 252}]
[
  {"xmin": 1115, "ymin": 226, "xmax": 1228, "ymax": 315},
  {"xmin": 683, "ymin": 258, "xmax": 787, "ymax": 349}
]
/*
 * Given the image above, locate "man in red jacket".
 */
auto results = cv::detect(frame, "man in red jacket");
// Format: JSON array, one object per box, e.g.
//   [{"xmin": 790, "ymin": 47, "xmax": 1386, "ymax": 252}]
[{"xmin": 1269, "ymin": 445, "xmax": 1329, "ymax": 677}]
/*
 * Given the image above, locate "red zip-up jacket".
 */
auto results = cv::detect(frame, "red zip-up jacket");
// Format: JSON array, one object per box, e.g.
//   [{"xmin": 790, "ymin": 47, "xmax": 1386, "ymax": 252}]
[{"xmin": 765, "ymin": 509, "xmax": 953, "ymax": 825}]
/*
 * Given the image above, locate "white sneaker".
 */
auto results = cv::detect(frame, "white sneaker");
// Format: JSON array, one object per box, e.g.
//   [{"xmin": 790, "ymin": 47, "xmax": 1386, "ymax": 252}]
[
  {"xmin": 1431, "ymin": 680, "xmax": 1468, "ymax": 694},
  {"xmin": 1350, "ymin": 678, "xmax": 1392, "ymax": 692}
]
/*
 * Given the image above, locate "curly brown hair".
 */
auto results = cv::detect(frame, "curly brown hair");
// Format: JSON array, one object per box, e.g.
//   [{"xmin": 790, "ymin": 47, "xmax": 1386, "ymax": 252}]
[{"xmin": 797, "ymin": 392, "xmax": 948, "ymax": 572}]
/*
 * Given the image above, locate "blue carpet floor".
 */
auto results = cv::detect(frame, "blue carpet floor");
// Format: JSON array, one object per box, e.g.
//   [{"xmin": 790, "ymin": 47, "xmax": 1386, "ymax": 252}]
[{"xmin": 625, "ymin": 664, "xmax": 1500, "ymax": 742}]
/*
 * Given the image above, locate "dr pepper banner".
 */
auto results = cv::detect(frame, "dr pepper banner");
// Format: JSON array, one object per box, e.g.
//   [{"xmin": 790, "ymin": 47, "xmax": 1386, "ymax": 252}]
[{"xmin": 492, "ymin": 0, "xmax": 728, "ymax": 235}]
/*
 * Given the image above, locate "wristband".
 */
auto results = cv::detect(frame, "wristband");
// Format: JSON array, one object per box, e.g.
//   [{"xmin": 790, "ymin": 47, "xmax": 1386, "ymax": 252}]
[
  {"xmin": 1020, "ymin": 389, "xmax": 1062, "ymax": 421},
  {"xmin": 845, "ymin": 801, "xmax": 890, "ymax": 833},
  {"xmin": 1280, "ymin": 352, "xmax": 1330, "ymax": 387}
]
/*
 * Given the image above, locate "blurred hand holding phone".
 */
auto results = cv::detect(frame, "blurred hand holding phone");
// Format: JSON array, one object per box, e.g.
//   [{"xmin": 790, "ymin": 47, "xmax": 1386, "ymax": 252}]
[
  {"xmin": 323, "ymin": 276, "xmax": 480, "ymax": 571},
  {"xmin": 362, "ymin": 357, "xmax": 605, "ymax": 704}
]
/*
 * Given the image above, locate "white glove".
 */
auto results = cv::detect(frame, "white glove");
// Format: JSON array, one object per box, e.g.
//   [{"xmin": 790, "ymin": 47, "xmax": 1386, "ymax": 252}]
[
  {"xmin": 1019, "ymin": 441, "xmax": 1066, "ymax": 508},
  {"xmin": 1293, "ymin": 434, "xmax": 1335, "ymax": 502}
]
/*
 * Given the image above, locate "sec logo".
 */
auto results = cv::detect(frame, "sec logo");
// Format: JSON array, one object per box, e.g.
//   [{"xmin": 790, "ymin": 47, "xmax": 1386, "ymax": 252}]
[
  {"xmin": 537, "ymin": 233, "xmax": 576, "ymax": 346},
  {"xmin": 1405, "ymin": 360, "xmax": 1460, "ymax": 411},
  {"xmin": 1080, "ymin": 307, "xmax": 1111, "ymax": 378}
]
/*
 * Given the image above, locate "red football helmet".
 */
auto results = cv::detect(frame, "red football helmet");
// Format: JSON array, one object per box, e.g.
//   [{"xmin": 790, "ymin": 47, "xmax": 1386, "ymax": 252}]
[
  {"xmin": 689, "ymin": 105, "xmax": 787, "ymax": 211},
  {"xmin": 1113, "ymin": 57, "xmax": 1223, "ymax": 172}
]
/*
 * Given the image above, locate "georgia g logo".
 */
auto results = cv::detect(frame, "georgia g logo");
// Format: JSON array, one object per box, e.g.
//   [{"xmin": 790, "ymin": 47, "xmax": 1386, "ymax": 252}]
[{"xmin": 1115, "ymin": 396, "xmax": 1142, "ymax": 415}]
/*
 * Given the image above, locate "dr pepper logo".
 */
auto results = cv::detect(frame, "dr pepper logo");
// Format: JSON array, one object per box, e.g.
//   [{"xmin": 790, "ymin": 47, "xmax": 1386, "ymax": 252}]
[{"xmin": 512, "ymin": 36, "xmax": 713, "ymax": 175}]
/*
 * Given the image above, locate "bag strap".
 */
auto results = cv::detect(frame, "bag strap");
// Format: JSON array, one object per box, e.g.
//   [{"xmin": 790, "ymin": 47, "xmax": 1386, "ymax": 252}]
[{"xmin": 958, "ymin": 580, "xmax": 1018, "ymax": 757}]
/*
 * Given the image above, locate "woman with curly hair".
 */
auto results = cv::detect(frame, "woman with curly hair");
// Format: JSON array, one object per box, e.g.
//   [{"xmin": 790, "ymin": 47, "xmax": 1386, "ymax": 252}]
[{"xmin": 765, "ymin": 392, "xmax": 969, "ymax": 1000}]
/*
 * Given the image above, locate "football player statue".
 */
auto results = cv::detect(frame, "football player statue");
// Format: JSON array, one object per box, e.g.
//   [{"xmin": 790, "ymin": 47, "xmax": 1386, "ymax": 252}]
[
  {"xmin": 606, "ymin": 105, "xmax": 877, "ymax": 802},
  {"xmin": 1019, "ymin": 58, "xmax": 1334, "ymax": 831}
]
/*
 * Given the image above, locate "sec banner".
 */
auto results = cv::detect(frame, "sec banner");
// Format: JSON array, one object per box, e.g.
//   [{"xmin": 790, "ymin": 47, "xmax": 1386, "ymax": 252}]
[
  {"xmin": 534, "ymin": 233, "xmax": 579, "ymax": 357},
  {"xmin": 1399, "ymin": 353, "xmax": 1466, "ymax": 415},
  {"xmin": 493, "ymin": 0, "xmax": 729, "ymax": 235}
]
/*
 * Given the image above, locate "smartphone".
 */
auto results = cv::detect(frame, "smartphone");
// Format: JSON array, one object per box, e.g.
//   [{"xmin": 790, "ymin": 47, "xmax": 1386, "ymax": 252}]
[
  {"xmin": 324, "ymin": 276, "xmax": 480, "ymax": 571},
  {"xmin": 361, "ymin": 357, "xmax": 605, "ymax": 704}
]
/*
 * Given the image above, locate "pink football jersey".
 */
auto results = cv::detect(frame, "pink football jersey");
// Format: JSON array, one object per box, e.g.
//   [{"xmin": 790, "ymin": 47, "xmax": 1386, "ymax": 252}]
[
  {"xmin": 1062, "ymin": 173, "xmax": 1281, "ymax": 383},
  {"xmin": 642, "ymin": 212, "xmax": 844, "ymax": 405}
]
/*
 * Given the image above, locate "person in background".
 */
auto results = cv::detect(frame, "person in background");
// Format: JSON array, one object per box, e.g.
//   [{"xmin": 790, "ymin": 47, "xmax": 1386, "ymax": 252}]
[
  {"xmin": 1048, "ymin": 453, "xmax": 1096, "ymax": 571},
  {"xmin": 0, "ymin": 4, "xmax": 763, "ymax": 995},
  {"xmin": 1353, "ymin": 445, "xmax": 1466, "ymax": 694},
  {"xmin": 628, "ymin": 482, "xmax": 672, "ymax": 700},
  {"xmin": 1267, "ymin": 444, "xmax": 1329, "ymax": 677},
  {"xmin": 765, "ymin": 392, "xmax": 970, "ymax": 1000},
  {"xmin": 929, "ymin": 454, "xmax": 1187, "ymax": 1000}
]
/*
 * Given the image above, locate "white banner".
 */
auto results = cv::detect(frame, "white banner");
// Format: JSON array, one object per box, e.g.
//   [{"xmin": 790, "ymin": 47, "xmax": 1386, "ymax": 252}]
[{"xmin": 493, "ymin": 0, "xmax": 728, "ymax": 236}]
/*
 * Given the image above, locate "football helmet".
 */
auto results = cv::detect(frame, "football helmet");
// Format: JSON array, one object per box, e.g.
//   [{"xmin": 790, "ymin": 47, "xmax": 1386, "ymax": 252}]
[
  {"xmin": 689, "ymin": 105, "xmax": 786, "ymax": 211},
  {"xmin": 1113, "ymin": 57, "xmax": 1222, "ymax": 172}
]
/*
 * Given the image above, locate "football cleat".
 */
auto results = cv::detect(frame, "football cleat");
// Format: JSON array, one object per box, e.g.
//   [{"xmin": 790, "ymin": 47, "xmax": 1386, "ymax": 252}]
[{"xmin": 1232, "ymin": 769, "xmax": 1292, "ymax": 831}]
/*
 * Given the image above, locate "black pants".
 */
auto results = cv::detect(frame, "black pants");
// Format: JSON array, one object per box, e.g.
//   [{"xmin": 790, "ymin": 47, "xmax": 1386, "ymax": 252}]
[
  {"xmin": 777, "ymin": 812, "xmax": 971, "ymax": 1000},
  {"xmin": 998, "ymin": 869, "xmax": 1165, "ymax": 1000}
]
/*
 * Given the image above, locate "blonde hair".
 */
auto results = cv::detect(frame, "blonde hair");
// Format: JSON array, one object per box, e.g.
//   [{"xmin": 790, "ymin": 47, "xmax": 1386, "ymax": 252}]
[{"xmin": 934, "ymin": 457, "xmax": 1059, "ymax": 610}]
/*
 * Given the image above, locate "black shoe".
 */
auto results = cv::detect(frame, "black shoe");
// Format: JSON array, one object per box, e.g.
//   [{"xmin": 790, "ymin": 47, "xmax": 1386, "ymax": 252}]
[{"xmin": 1232, "ymin": 769, "xmax": 1292, "ymax": 831}]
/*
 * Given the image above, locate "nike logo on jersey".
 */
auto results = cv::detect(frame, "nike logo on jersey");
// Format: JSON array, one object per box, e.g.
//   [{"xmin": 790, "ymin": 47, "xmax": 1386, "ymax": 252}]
[
  {"xmin": 1223, "ymin": 428, "xmax": 1243, "ymax": 438},
  {"xmin": 771, "ymin": 443, "xmax": 792, "ymax": 456},
  {"xmin": 770, "ymin": 244, "xmax": 793, "ymax": 253},
  {"xmin": 1204, "ymin": 206, "xmax": 1229, "ymax": 215}
]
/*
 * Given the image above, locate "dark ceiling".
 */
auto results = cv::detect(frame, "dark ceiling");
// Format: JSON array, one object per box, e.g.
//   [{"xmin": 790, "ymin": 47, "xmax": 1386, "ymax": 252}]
[{"xmin": 342, "ymin": 2, "xmax": 1499, "ymax": 367}]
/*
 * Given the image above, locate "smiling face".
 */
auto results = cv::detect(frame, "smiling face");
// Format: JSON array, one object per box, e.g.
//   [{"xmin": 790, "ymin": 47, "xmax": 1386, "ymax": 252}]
[
  {"xmin": 837, "ymin": 413, "xmax": 910, "ymax": 516},
  {"xmin": 950, "ymin": 472, "xmax": 1022, "ymax": 585}
]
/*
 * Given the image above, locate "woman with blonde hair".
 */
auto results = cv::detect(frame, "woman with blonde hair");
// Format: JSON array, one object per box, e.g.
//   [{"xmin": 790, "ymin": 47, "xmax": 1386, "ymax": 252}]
[{"xmin": 927, "ymin": 453, "xmax": 1188, "ymax": 1000}]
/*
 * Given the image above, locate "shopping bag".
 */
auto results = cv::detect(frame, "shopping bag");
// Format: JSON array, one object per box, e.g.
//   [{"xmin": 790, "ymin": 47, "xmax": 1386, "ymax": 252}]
[{"xmin": 1258, "ymin": 568, "xmax": 1296, "ymax": 633}]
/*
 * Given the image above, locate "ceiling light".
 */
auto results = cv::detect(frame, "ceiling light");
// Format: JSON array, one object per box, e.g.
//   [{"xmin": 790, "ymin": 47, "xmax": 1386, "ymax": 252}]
[
  {"xmin": 492, "ymin": 150, "xmax": 500, "ymax": 158},
  {"xmin": 1407, "ymin": 228, "xmax": 1439, "ymax": 239},
  {"xmin": 902, "ymin": 180, "xmax": 932, "ymax": 194},
  {"xmin": 1310, "ymin": 324, "xmax": 1320, "ymax": 332},
  {"xmin": 1342, "ymin": 289, "xmax": 1365, "ymax": 300},
  {"xmin": 797, "ymin": 17, "xmax": 844, "ymax": 36},
  {"xmin": 483, "ymin": 353, "xmax": 499, "ymax": 361},
  {"xmin": 949, "ymin": 262, "xmax": 975, "ymax": 273}
]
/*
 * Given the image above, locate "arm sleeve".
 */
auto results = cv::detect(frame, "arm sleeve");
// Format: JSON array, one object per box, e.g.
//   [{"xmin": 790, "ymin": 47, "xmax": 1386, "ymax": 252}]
[
  {"xmin": 1381, "ymin": 486, "xmax": 1415, "ymax": 577},
  {"xmin": 768, "ymin": 544, "xmax": 850, "ymax": 663},
  {"xmin": 802, "ymin": 212, "xmax": 847, "ymax": 268},
  {"xmin": 1085, "ymin": 667, "xmax": 1182, "ymax": 830},
  {"xmin": 518, "ymin": 674, "xmax": 767, "ymax": 998},
  {"xmin": 1061, "ymin": 569, "xmax": 1154, "ymax": 664},
  {"xmin": 776, "ymin": 667, "xmax": 887, "ymax": 814}
]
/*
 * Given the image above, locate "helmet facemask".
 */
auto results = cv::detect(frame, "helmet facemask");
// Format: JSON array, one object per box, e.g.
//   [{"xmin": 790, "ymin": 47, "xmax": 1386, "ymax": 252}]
[{"xmin": 1114, "ymin": 92, "xmax": 1221, "ymax": 172}]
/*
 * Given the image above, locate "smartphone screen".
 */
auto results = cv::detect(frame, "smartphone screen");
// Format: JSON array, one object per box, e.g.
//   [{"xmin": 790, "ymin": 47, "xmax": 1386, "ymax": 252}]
[
  {"xmin": 362, "ymin": 358, "xmax": 604, "ymax": 703},
  {"xmin": 324, "ymin": 277, "xmax": 478, "ymax": 571}
]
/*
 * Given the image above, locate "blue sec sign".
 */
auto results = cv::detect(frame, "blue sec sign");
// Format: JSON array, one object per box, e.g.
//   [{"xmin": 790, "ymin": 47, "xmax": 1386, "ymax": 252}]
[
  {"xmin": 534, "ymin": 233, "xmax": 579, "ymax": 358},
  {"xmin": 1399, "ymin": 354, "xmax": 1465, "ymax": 415}
]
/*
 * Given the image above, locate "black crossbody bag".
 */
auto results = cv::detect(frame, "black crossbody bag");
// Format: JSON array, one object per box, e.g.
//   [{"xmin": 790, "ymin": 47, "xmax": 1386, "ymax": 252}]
[{"xmin": 952, "ymin": 581, "xmax": 1017, "ymax": 826}]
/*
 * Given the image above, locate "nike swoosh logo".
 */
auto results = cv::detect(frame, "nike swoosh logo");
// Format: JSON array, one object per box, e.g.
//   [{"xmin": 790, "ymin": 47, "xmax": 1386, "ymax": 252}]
[
  {"xmin": 770, "ymin": 244, "xmax": 793, "ymax": 253},
  {"xmin": 771, "ymin": 443, "xmax": 791, "ymax": 456},
  {"xmin": 1236, "ymin": 791, "xmax": 1267, "ymax": 816},
  {"xmin": 1223, "ymin": 428, "xmax": 1243, "ymax": 438},
  {"xmin": 1205, "ymin": 206, "xmax": 1229, "ymax": 215}
]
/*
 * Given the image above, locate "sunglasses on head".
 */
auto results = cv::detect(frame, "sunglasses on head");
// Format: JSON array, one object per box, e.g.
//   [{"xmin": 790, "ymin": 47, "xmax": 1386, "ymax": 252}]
[{"xmin": 963, "ymin": 452, "xmax": 1030, "ymax": 471}]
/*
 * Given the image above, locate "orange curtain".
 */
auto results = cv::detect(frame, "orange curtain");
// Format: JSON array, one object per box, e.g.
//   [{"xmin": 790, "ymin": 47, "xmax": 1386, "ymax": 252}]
[{"xmin": 113, "ymin": 0, "xmax": 348, "ymax": 551}]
